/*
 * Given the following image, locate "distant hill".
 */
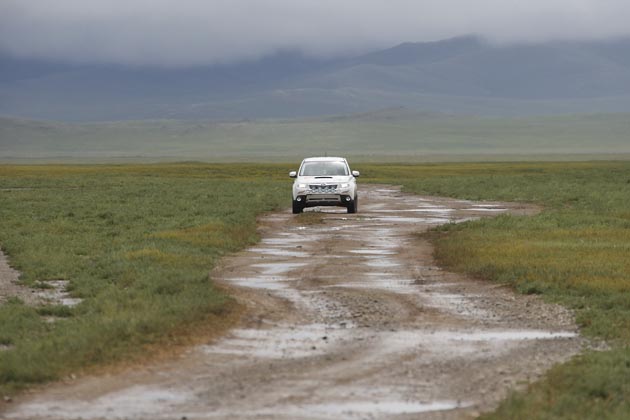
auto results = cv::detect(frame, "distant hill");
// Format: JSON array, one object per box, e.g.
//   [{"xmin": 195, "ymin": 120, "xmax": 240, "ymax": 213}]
[{"xmin": 3, "ymin": 36, "xmax": 630, "ymax": 121}]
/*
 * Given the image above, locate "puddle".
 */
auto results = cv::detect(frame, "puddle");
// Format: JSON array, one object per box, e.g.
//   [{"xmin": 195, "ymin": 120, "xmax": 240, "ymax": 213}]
[
  {"xmin": 5, "ymin": 386, "xmax": 191, "ymax": 420},
  {"xmin": 358, "ymin": 329, "xmax": 579, "ymax": 362},
  {"xmin": 349, "ymin": 249, "xmax": 397, "ymax": 255},
  {"xmin": 378, "ymin": 208, "xmax": 454, "ymax": 214},
  {"xmin": 373, "ymin": 216, "xmax": 452, "ymax": 224},
  {"xmin": 313, "ymin": 225, "xmax": 362, "ymax": 232},
  {"xmin": 205, "ymin": 399, "xmax": 467, "ymax": 419},
  {"xmin": 464, "ymin": 208, "xmax": 507, "ymax": 212},
  {"xmin": 365, "ymin": 272, "xmax": 394, "ymax": 277},
  {"xmin": 367, "ymin": 230, "xmax": 401, "ymax": 247},
  {"xmin": 437, "ymin": 330, "xmax": 578, "ymax": 341},
  {"xmin": 381, "ymin": 330, "xmax": 578, "ymax": 354},
  {"xmin": 305, "ymin": 208, "xmax": 348, "ymax": 214},
  {"xmin": 251, "ymin": 262, "xmax": 307, "ymax": 275},
  {"xmin": 422, "ymin": 217, "xmax": 453, "ymax": 224},
  {"xmin": 365, "ymin": 259, "xmax": 400, "ymax": 268},
  {"xmin": 330, "ymin": 278, "xmax": 416, "ymax": 294},
  {"xmin": 227, "ymin": 276, "xmax": 294, "ymax": 290},
  {"xmin": 424, "ymin": 292, "xmax": 490, "ymax": 318},
  {"xmin": 201, "ymin": 323, "xmax": 351, "ymax": 359},
  {"xmin": 301, "ymin": 400, "xmax": 469, "ymax": 417},
  {"xmin": 35, "ymin": 280, "xmax": 82, "ymax": 307},
  {"xmin": 249, "ymin": 247, "xmax": 309, "ymax": 258},
  {"xmin": 225, "ymin": 262, "xmax": 308, "ymax": 293},
  {"xmin": 262, "ymin": 237, "xmax": 312, "ymax": 245}
]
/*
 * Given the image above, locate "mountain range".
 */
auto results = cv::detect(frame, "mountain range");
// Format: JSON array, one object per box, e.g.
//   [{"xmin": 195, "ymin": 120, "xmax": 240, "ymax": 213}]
[{"xmin": 3, "ymin": 36, "xmax": 630, "ymax": 121}]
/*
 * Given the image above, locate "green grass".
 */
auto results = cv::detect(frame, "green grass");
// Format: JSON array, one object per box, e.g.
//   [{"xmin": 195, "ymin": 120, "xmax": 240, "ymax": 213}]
[
  {"xmin": 0, "ymin": 163, "xmax": 291, "ymax": 393},
  {"xmin": 362, "ymin": 161, "xmax": 630, "ymax": 419},
  {"xmin": 3, "ymin": 161, "xmax": 630, "ymax": 419},
  {"xmin": 3, "ymin": 113, "xmax": 630, "ymax": 162}
]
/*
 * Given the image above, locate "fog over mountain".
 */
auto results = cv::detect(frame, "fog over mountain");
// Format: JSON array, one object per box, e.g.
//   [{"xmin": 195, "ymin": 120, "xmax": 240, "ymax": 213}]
[
  {"xmin": 3, "ymin": 1, "xmax": 630, "ymax": 121},
  {"xmin": 3, "ymin": 1, "xmax": 630, "ymax": 67},
  {"xmin": 3, "ymin": 36, "xmax": 630, "ymax": 121}
]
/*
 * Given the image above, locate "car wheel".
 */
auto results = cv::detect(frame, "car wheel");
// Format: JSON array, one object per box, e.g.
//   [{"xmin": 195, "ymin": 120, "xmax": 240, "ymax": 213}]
[
  {"xmin": 292, "ymin": 200, "xmax": 303, "ymax": 214},
  {"xmin": 347, "ymin": 196, "xmax": 358, "ymax": 214}
]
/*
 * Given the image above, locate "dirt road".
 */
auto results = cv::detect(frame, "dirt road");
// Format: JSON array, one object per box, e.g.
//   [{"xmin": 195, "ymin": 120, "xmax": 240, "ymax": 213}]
[{"xmin": 4, "ymin": 185, "xmax": 582, "ymax": 419}]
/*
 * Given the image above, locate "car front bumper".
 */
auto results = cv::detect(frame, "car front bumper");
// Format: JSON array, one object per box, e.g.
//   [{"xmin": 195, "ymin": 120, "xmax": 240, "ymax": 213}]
[{"xmin": 296, "ymin": 194, "xmax": 354, "ymax": 207}]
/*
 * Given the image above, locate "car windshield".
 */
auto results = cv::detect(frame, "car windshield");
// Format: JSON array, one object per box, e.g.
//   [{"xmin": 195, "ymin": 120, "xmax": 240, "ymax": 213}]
[{"xmin": 300, "ymin": 161, "xmax": 348, "ymax": 176}]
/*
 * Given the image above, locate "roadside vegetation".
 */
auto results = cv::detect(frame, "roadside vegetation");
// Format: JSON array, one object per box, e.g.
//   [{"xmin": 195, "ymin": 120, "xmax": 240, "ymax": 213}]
[
  {"xmin": 2, "ymin": 161, "xmax": 630, "ymax": 419},
  {"xmin": 0, "ymin": 164, "xmax": 289, "ymax": 394},
  {"xmin": 363, "ymin": 161, "xmax": 630, "ymax": 419}
]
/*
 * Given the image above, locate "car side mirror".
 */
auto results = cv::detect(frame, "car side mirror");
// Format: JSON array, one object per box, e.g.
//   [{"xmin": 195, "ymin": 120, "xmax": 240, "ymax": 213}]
[
  {"xmin": 289, "ymin": 171, "xmax": 297, "ymax": 178},
  {"xmin": 352, "ymin": 170, "xmax": 360, "ymax": 177}
]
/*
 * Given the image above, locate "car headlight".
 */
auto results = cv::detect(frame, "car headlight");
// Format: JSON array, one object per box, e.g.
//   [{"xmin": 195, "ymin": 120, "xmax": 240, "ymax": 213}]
[
  {"xmin": 297, "ymin": 183, "xmax": 307, "ymax": 188},
  {"xmin": 340, "ymin": 183, "xmax": 350, "ymax": 189}
]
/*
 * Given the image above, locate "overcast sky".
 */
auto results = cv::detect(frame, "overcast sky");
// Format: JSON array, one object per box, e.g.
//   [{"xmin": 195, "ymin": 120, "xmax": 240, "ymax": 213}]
[{"xmin": 1, "ymin": 0, "xmax": 630, "ymax": 67}]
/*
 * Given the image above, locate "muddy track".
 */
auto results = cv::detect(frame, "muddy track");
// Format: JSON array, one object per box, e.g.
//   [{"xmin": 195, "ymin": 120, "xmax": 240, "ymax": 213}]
[{"xmin": 4, "ymin": 185, "xmax": 582, "ymax": 420}]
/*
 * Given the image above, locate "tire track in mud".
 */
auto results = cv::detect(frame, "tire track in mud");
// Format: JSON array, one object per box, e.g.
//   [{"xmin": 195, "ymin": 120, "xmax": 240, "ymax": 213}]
[{"xmin": 4, "ymin": 185, "xmax": 583, "ymax": 420}]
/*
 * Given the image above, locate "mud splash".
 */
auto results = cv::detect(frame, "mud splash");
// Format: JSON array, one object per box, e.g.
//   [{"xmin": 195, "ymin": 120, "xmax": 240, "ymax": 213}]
[{"xmin": 9, "ymin": 386, "xmax": 192, "ymax": 420}]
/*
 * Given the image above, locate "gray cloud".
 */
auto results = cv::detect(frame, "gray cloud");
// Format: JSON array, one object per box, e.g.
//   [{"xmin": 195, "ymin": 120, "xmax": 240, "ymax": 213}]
[{"xmin": 1, "ymin": 0, "xmax": 630, "ymax": 67}]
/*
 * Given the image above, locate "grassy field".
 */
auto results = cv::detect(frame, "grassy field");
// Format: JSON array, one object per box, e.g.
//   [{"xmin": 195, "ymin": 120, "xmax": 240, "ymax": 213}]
[
  {"xmin": 362, "ymin": 161, "xmax": 630, "ymax": 419},
  {"xmin": 0, "ymin": 164, "xmax": 291, "ymax": 393},
  {"xmin": 2, "ymin": 161, "xmax": 630, "ymax": 419},
  {"xmin": 2, "ymin": 113, "xmax": 630, "ymax": 162}
]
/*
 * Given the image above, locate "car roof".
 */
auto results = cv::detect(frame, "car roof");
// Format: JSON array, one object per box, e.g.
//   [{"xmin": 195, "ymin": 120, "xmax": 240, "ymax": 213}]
[{"xmin": 301, "ymin": 157, "xmax": 346, "ymax": 162}]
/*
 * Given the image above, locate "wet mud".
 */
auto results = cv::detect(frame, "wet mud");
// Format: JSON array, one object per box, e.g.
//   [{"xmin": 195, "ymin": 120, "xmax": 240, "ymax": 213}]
[
  {"xmin": 0, "ymin": 251, "xmax": 81, "ymax": 309},
  {"xmin": 3, "ymin": 185, "xmax": 583, "ymax": 419}
]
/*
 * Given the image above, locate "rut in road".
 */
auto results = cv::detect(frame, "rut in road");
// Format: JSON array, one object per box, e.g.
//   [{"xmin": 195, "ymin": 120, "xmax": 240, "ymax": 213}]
[{"xmin": 4, "ymin": 185, "xmax": 582, "ymax": 420}]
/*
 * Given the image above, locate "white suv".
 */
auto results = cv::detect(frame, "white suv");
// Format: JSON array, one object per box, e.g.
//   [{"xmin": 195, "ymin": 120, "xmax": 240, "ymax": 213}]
[{"xmin": 289, "ymin": 157, "xmax": 360, "ymax": 214}]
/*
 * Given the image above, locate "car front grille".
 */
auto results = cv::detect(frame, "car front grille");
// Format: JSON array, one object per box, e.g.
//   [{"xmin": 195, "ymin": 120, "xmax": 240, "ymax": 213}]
[
  {"xmin": 305, "ymin": 195, "xmax": 341, "ymax": 203},
  {"xmin": 308, "ymin": 184, "xmax": 338, "ymax": 193}
]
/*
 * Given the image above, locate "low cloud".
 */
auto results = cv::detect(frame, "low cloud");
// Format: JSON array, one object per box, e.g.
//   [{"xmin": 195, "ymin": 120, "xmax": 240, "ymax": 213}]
[{"xmin": 1, "ymin": 0, "xmax": 630, "ymax": 67}]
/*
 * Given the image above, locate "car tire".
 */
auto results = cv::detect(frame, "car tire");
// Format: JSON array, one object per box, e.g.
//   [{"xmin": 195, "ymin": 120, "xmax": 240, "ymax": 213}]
[
  {"xmin": 292, "ymin": 200, "xmax": 304, "ymax": 214},
  {"xmin": 347, "ymin": 196, "xmax": 358, "ymax": 214}
]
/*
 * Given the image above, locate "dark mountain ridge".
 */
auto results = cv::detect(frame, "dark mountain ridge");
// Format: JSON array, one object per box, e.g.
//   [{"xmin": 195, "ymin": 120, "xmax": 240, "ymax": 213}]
[{"xmin": 2, "ymin": 36, "xmax": 630, "ymax": 121}]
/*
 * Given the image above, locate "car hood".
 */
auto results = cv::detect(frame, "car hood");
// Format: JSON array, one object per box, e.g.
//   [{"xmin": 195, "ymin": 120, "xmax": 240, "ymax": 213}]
[{"xmin": 296, "ymin": 176, "xmax": 353, "ymax": 183}]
